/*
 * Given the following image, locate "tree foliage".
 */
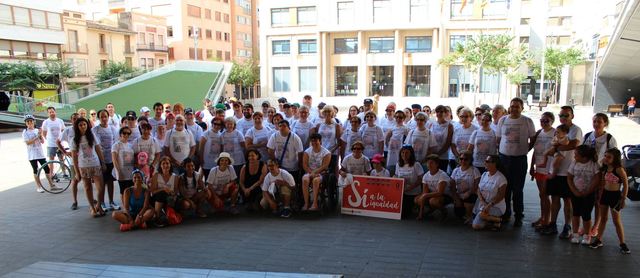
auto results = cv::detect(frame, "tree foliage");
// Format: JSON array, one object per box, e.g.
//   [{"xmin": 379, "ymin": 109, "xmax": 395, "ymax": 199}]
[
  {"xmin": 95, "ymin": 61, "xmax": 136, "ymax": 85},
  {"xmin": 0, "ymin": 62, "xmax": 43, "ymax": 96},
  {"xmin": 527, "ymin": 47, "xmax": 584, "ymax": 82},
  {"xmin": 227, "ymin": 58, "xmax": 259, "ymax": 88},
  {"xmin": 44, "ymin": 59, "xmax": 75, "ymax": 93}
]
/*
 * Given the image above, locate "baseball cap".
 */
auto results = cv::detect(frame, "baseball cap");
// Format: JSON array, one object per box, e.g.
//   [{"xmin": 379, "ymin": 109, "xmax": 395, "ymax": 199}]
[
  {"xmin": 140, "ymin": 106, "xmax": 150, "ymax": 113},
  {"xmin": 480, "ymin": 104, "xmax": 492, "ymax": 112},
  {"xmin": 278, "ymin": 97, "xmax": 288, "ymax": 103},
  {"xmin": 184, "ymin": 108, "xmax": 194, "ymax": 115},
  {"xmin": 283, "ymin": 103, "xmax": 291, "ymax": 109},
  {"xmin": 195, "ymin": 111, "xmax": 203, "ymax": 119},
  {"xmin": 262, "ymin": 101, "xmax": 270, "ymax": 107},
  {"xmin": 229, "ymin": 97, "xmax": 238, "ymax": 102},
  {"xmin": 292, "ymin": 103, "xmax": 300, "ymax": 108},
  {"xmin": 24, "ymin": 114, "xmax": 35, "ymax": 121},
  {"xmin": 125, "ymin": 110, "xmax": 137, "ymax": 119},
  {"xmin": 215, "ymin": 103, "xmax": 226, "ymax": 110},
  {"xmin": 371, "ymin": 154, "xmax": 384, "ymax": 164},
  {"xmin": 317, "ymin": 102, "xmax": 327, "ymax": 109},
  {"xmin": 411, "ymin": 104, "xmax": 422, "ymax": 110},
  {"xmin": 386, "ymin": 103, "xmax": 396, "ymax": 111},
  {"xmin": 364, "ymin": 98, "xmax": 373, "ymax": 105}
]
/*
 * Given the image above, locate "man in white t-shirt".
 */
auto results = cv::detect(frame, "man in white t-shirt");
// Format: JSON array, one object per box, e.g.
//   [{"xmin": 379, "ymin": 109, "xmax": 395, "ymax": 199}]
[
  {"xmin": 496, "ymin": 97, "xmax": 536, "ymax": 227},
  {"xmin": 42, "ymin": 106, "xmax": 66, "ymax": 161},
  {"xmin": 542, "ymin": 106, "xmax": 583, "ymax": 238},
  {"xmin": 149, "ymin": 102, "xmax": 166, "ymax": 136},
  {"xmin": 267, "ymin": 119, "xmax": 303, "ymax": 178},
  {"xmin": 106, "ymin": 102, "xmax": 121, "ymax": 129},
  {"xmin": 302, "ymin": 95, "xmax": 319, "ymax": 122},
  {"xmin": 236, "ymin": 103, "xmax": 255, "ymax": 135},
  {"xmin": 164, "ymin": 115, "xmax": 196, "ymax": 170},
  {"xmin": 261, "ymin": 159, "xmax": 296, "ymax": 218},
  {"xmin": 184, "ymin": 108, "xmax": 204, "ymax": 144}
]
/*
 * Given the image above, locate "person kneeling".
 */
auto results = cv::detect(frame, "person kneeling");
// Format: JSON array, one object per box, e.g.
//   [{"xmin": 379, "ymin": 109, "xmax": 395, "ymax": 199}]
[
  {"xmin": 472, "ymin": 155, "xmax": 508, "ymax": 231},
  {"xmin": 112, "ymin": 170, "xmax": 154, "ymax": 231},
  {"xmin": 262, "ymin": 159, "xmax": 296, "ymax": 218},
  {"xmin": 415, "ymin": 154, "xmax": 452, "ymax": 221},
  {"xmin": 178, "ymin": 158, "xmax": 209, "ymax": 217},
  {"xmin": 206, "ymin": 152, "xmax": 240, "ymax": 214}
]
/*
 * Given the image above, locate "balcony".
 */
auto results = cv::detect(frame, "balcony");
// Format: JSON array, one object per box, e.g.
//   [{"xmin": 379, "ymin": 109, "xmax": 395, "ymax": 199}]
[
  {"xmin": 136, "ymin": 43, "xmax": 169, "ymax": 52},
  {"xmin": 62, "ymin": 43, "xmax": 88, "ymax": 54},
  {"xmin": 124, "ymin": 44, "xmax": 134, "ymax": 54}
]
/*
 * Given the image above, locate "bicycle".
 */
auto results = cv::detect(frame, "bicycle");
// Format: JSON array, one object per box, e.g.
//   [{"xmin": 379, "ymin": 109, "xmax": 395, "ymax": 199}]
[{"xmin": 37, "ymin": 150, "xmax": 74, "ymax": 194}]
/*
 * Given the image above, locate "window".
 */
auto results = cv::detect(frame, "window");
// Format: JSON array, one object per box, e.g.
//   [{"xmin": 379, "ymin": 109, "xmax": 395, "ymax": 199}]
[
  {"xmin": 13, "ymin": 7, "xmax": 29, "ymax": 26},
  {"xmin": 138, "ymin": 32, "xmax": 146, "ymax": 45},
  {"xmin": 30, "ymin": 43, "xmax": 44, "ymax": 59},
  {"xmin": 224, "ymin": 32, "xmax": 229, "ymax": 41},
  {"xmin": 67, "ymin": 58, "xmax": 88, "ymax": 76},
  {"xmin": 449, "ymin": 35, "xmax": 470, "ymax": 51},
  {"xmin": 206, "ymin": 29, "xmax": 212, "ymax": 39},
  {"xmin": 100, "ymin": 59, "xmax": 108, "ymax": 69},
  {"xmin": 215, "ymin": 11, "xmax": 221, "ymax": 21},
  {"xmin": 216, "ymin": 31, "xmax": 222, "ymax": 40},
  {"xmin": 225, "ymin": 51, "xmax": 230, "ymax": 61},
  {"xmin": 405, "ymin": 36, "xmax": 432, "ymax": 53},
  {"xmin": 159, "ymin": 59, "xmax": 165, "ymax": 66},
  {"xmin": 272, "ymin": 40, "xmax": 290, "ymax": 54},
  {"xmin": 299, "ymin": 67, "xmax": 317, "ymax": 92},
  {"xmin": 298, "ymin": 39, "xmax": 317, "ymax": 54},
  {"xmin": 482, "ymin": 0, "xmax": 508, "ymax": 17},
  {"xmin": 520, "ymin": 18, "xmax": 530, "ymax": 25},
  {"xmin": 189, "ymin": 48, "xmax": 203, "ymax": 59},
  {"xmin": 237, "ymin": 15, "xmax": 249, "ymax": 24},
  {"xmin": 335, "ymin": 67, "xmax": 358, "ymax": 96},
  {"xmin": 0, "ymin": 5, "xmax": 11, "ymax": 24},
  {"xmin": 167, "ymin": 26, "xmax": 173, "ymax": 37},
  {"xmin": 273, "ymin": 67, "xmax": 291, "ymax": 92},
  {"xmin": 451, "ymin": 0, "xmax": 473, "ymax": 18},
  {"xmin": 373, "ymin": 0, "xmax": 391, "ymax": 23},
  {"xmin": 140, "ymin": 58, "xmax": 146, "ymax": 69},
  {"xmin": 406, "ymin": 66, "xmax": 431, "ymax": 96},
  {"xmin": 224, "ymin": 13, "xmax": 230, "ymax": 23},
  {"xmin": 68, "ymin": 30, "xmax": 79, "ymax": 52},
  {"xmin": 99, "ymin": 34, "xmax": 106, "ymax": 51},
  {"xmin": 297, "ymin": 6, "xmax": 316, "ymax": 25},
  {"xmin": 369, "ymin": 66, "xmax": 393, "ymax": 96},
  {"xmin": 158, "ymin": 35, "xmax": 164, "ymax": 46},
  {"xmin": 205, "ymin": 8, "xmax": 211, "ymax": 19},
  {"xmin": 11, "ymin": 41, "xmax": 27, "ymax": 57},
  {"xmin": 410, "ymin": 0, "xmax": 428, "ymax": 22},
  {"xmin": 148, "ymin": 58, "xmax": 154, "ymax": 69},
  {"xmin": 207, "ymin": 49, "xmax": 213, "ymax": 59},
  {"xmin": 337, "ymin": 1, "xmax": 354, "ymax": 24},
  {"xmin": 271, "ymin": 8, "xmax": 289, "ymax": 26},
  {"xmin": 147, "ymin": 33, "xmax": 155, "ymax": 45},
  {"xmin": 479, "ymin": 70, "xmax": 500, "ymax": 93},
  {"xmin": 187, "ymin": 5, "xmax": 201, "ymax": 17},
  {"xmin": 519, "ymin": 36, "xmax": 529, "ymax": 44},
  {"xmin": 448, "ymin": 65, "xmax": 472, "ymax": 97},
  {"xmin": 125, "ymin": 57, "xmax": 132, "ymax": 67},
  {"xmin": 47, "ymin": 12, "xmax": 62, "ymax": 29},
  {"xmin": 369, "ymin": 37, "xmax": 394, "ymax": 53},
  {"xmin": 216, "ymin": 50, "xmax": 222, "ymax": 60},
  {"xmin": 30, "ymin": 10, "xmax": 46, "ymax": 28},
  {"xmin": 0, "ymin": 40, "xmax": 9, "ymax": 57},
  {"xmin": 125, "ymin": 35, "xmax": 132, "ymax": 52},
  {"xmin": 45, "ymin": 44, "xmax": 59, "ymax": 59},
  {"xmin": 335, "ymin": 38, "xmax": 357, "ymax": 54}
]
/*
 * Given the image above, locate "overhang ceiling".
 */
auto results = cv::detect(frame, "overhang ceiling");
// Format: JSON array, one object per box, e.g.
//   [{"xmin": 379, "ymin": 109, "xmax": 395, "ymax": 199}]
[{"xmin": 599, "ymin": 0, "xmax": 640, "ymax": 80}]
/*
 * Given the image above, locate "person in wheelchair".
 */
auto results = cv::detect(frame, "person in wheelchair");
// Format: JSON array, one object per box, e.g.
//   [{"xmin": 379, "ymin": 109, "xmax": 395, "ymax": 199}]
[
  {"xmin": 301, "ymin": 133, "xmax": 331, "ymax": 211},
  {"xmin": 261, "ymin": 159, "xmax": 296, "ymax": 218}
]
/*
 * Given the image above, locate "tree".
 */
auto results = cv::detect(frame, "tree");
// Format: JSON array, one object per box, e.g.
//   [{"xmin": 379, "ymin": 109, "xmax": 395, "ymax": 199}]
[
  {"xmin": 0, "ymin": 62, "xmax": 43, "ymax": 97},
  {"xmin": 44, "ymin": 59, "xmax": 75, "ymax": 96},
  {"xmin": 95, "ymin": 61, "xmax": 136, "ymax": 88},
  {"xmin": 439, "ymin": 34, "xmax": 528, "ymax": 103},
  {"xmin": 527, "ymin": 47, "xmax": 583, "ymax": 103},
  {"xmin": 507, "ymin": 72, "xmax": 528, "ymax": 98},
  {"xmin": 227, "ymin": 58, "xmax": 259, "ymax": 99}
]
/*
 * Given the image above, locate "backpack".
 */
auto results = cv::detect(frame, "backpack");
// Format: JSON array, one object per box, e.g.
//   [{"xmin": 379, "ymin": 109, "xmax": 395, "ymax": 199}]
[{"xmin": 583, "ymin": 131, "xmax": 612, "ymax": 150}]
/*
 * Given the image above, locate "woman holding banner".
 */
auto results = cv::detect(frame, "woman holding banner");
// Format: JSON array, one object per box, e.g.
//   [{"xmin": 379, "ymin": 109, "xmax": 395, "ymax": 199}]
[{"xmin": 395, "ymin": 145, "xmax": 424, "ymax": 219}]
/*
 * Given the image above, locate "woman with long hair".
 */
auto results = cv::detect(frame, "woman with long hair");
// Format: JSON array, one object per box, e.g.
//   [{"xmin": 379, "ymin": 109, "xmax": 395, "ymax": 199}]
[{"xmin": 71, "ymin": 117, "xmax": 107, "ymax": 217}]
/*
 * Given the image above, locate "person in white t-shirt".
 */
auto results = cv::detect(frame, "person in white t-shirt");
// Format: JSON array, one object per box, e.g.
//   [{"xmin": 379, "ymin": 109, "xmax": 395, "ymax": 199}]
[
  {"xmin": 291, "ymin": 106, "xmax": 315, "ymax": 150},
  {"xmin": 93, "ymin": 109, "xmax": 119, "ymax": 211},
  {"xmin": 468, "ymin": 112, "xmax": 497, "ymax": 174},
  {"xmin": 370, "ymin": 154, "xmax": 390, "ymax": 177},
  {"xmin": 567, "ymin": 145, "xmax": 600, "ymax": 244},
  {"xmin": 359, "ymin": 111, "xmax": 384, "ymax": 159},
  {"xmin": 23, "ymin": 115, "xmax": 55, "ymax": 193},
  {"xmin": 491, "ymin": 104, "xmax": 507, "ymax": 133},
  {"xmin": 496, "ymin": 97, "xmax": 536, "ymax": 227},
  {"xmin": 184, "ymin": 108, "xmax": 204, "ymax": 145},
  {"xmin": 529, "ymin": 112, "xmax": 556, "ymax": 231},
  {"xmin": 245, "ymin": 112, "xmax": 272, "ymax": 162},
  {"xmin": 451, "ymin": 151, "xmax": 481, "ymax": 223},
  {"xmin": 236, "ymin": 103, "xmax": 255, "ymax": 135},
  {"xmin": 301, "ymin": 133, "xmax": 331, "ymax": 211},
  {"xmin": 71, "ymin": 117, "xmax": 107, "ymax": 217},
  {"xmin": 472, "ymin": 155, "xmax": 508, "ymax": 230},
  {"xmin": 430, "ymin": 105, "xmax": 454, "ymax": 172},
  {"xmin": 395, "ymin": 145, "xmax": 425, "ymax": 219},
  {"xmin": 164, "ymin": 115, "xmax": 196, "ymax": 171},
  {"xmin": 221, "ymin": 116, "xmax": 246, "ymax": 177},
  {"xmin": 177, "ymin": 158, "xmax": 208, "ymax": 218},
  {"xmin": 57, "ymin": 113, "xmax": 81, "ymax": 209},
  {"xmin": 199, "ymin": 117, "xmax": 224, "ymax": 180},
  {"xmin": 206, "ymin": 152, "xmax": 240, "ymax": 214},
  {"xmin": 415, "ymin": 155, "xmax": 452, "ymax": 221},
  {"xmin": 42, "ymin": 106, "xmax": 65, "ymax": 162},
  {"xmin": 340, "ymin": 116, "xmax": 363, "ymax": 158},
  {"xmin": 106, "ymin": 102, "xmax": 121, "ymax": 129},
  {"xmin": 131, "ymin": 122, "xmax": 161, "ymax": 171},
  {"xmin": 451, "ymin": 108, "xmax": 478, "ymax": 168},
  {"xmin": 149, "ymin": 102, "xmax": 165, "ymax": 136},
  {"xmin": 342, "ymin": 105, "xmax": 360, "ymax": 135},
  {"xmin": 112, "ymin": 126, "xmax": 135, "ymax": 203},
  {"xmin": 261, "ymin": 159, "xmax": 296, "ymax": 218},
  {"xmin": 267, "ymin": 119, "xmax": 303, "ymax": 177},
  {"xmin": 404, "ymin": 112, "xmax": 437, "ymax": 170},
  {"xmin": 340, "ymin": 141, "xmax": 372, "ymax": 176},
  {"xmin": 385, "ymin": 110, "xmax": 408, "ymax": 176}
]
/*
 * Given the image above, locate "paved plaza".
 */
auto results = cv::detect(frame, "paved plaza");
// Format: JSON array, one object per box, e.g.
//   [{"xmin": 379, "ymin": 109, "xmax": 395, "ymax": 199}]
[{"xmin": 1, "ymin": 106, "xmax": 640, "ymax": 277}]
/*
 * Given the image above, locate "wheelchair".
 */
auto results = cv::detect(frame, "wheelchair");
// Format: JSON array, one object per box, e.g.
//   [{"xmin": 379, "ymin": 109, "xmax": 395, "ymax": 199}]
[{"xmin": 296, "ymin": 172, "xmax": 338, "ymax": 216}]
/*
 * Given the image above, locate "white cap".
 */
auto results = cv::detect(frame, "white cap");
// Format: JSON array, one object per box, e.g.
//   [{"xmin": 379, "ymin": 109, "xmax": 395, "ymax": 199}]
[{"xmin": 140, "ymin": 106, "xmax": 150, "ymax": 113}]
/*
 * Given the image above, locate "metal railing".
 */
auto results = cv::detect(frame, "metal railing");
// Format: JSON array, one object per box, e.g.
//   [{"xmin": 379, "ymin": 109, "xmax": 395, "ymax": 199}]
[
  {"xmin": 62, "ymin": 43, "xmax": 89, "ymax": 54},
  {"xmin": 6, "ymin": 94, "xmax": 76, "ymax": 120},
  {"xmin": 136, "ymin": 43, "xmax": 168, "ymax": 51}
]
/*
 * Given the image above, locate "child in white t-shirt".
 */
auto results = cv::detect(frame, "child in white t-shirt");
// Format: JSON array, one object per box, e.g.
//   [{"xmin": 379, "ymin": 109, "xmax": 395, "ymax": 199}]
[
  {"xmin": 567, "ymin": 145, "xmax": 600, "ymax": 245},
  {"xmin": 370, "ymin": 154, "xmax": 390, "ymax": 177},
  {"xmin": 541, "ymin": 124, "xmax": 570, "ymax": 178}
]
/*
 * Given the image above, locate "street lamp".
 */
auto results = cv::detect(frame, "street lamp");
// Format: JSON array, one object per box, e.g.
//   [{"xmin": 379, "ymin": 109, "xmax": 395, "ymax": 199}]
[{"xmin": 191, "ymin": 26, "xmax": 199, "ymax": 60}]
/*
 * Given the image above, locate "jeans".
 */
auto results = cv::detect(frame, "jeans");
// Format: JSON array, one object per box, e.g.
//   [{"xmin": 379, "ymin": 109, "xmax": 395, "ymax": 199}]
[{"xmin": 499, "ymin": 153, "xmax": 528, "ymax": 219}]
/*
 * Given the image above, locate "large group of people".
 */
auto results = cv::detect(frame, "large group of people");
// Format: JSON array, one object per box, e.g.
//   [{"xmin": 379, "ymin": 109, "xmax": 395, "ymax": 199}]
[{"xmin": 22, "ymin": 94, "xmax": 631, "ymax": 254}]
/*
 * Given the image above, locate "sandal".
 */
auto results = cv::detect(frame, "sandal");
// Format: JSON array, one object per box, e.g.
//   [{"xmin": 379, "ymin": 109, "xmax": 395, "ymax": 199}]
[{"xmin": 531, "ymin": 218, "xmax": 542, "ymax": 227}]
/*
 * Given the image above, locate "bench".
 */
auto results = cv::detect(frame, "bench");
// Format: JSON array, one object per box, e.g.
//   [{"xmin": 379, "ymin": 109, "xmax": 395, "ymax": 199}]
[
  {"xmin": 527, "ymin": 100, "xmax": 548, "ymax": 111},
  {"xmin": 606, "ymin": 104, "xmax": 624, "ymax": 117}
]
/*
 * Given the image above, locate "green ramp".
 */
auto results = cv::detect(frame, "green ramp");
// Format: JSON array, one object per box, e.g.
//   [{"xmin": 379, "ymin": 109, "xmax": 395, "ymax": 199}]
[{"xmin": 73, "ymin": 60, "xmax": 230, "ymax": 114}]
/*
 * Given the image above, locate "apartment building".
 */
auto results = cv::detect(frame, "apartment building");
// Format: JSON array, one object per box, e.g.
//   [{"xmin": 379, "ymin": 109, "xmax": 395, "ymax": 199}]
[
  {"xmin": 115, "ymin": 12, "xmax": 169, "ymax": 70},
  {"xmin": 0, "ymin": 1, "xmax": 65, "ymax": 64}
]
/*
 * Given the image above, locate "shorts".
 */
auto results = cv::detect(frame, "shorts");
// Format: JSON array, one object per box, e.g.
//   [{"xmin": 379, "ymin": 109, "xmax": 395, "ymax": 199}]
[
  {"xmin": 534, "ymin": 173, "xmax": 549, "ymax": 182},
  {"xmin": 212, "ymin": 183, "xmax": 238, "ymax": 199},
  {"xmin": 151, "ymin": 190, "xmax": 169, "ymax": 204},
  {"xmin": 103, "ymin": 163, "xmax": 114, "ymax": 183},
  {"xmin": 29, "ymin": 159, "xmax": 48, "ymax": 174},
  {"xmin": 472, "ymin": 207, "xmax": 503, "ymax": 229},
  {"xmin": 118, "ymin": 180, "xmax": 133, "ymax": 195},
  {"xmin": 80, "ymin": 166, "xmax": 102, "ymax": 179},
  {"xmin": 47, "ymin": 147, "xmax": 61, "ymax": 158},
  {"xmin": 599, "ymin": 190, "xmax": 622, "ymax": 210},
  {"xmin": 546, "ymin": 176, "xmax": 571, "ymax": 198},
  {"xmin": 571, "ymin": 193, "xmax": 595, "ymax": 221}
]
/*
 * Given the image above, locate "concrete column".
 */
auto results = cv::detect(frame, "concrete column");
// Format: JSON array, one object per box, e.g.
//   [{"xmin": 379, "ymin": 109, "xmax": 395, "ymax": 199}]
[
  {"xmin": 358, "ymin": 31, "xmax": 367, "ymax": 98},
  {"xmin": 320, "ymin": 32, "xmax": 327, "ymax": 98},
  {"xmin": 394, "ymin": 29, "xmax": 403, "ymax": 98}
]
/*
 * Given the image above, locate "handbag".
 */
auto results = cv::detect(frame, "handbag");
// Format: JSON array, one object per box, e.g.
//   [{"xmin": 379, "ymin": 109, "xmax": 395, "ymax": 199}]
[{"xmin": 166, "ymin": 207, "xmax": 183, "ymax": 225}]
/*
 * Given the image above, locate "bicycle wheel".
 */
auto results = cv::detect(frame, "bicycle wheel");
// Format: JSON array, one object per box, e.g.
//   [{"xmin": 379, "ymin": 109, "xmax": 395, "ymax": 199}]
[{"xmin": 38, "ymin": 161, "xmax": 73, "ymax": 194}]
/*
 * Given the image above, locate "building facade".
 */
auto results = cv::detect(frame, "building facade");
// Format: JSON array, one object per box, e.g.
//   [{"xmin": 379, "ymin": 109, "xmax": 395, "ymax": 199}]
[{"xmin": 115, "ymin": 12, "xmax": 169, "ymax": 70}]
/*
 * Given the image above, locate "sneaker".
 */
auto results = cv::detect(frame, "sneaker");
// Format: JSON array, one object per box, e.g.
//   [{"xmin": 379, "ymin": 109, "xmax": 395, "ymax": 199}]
[
  {"xmin": 119, "ymin": 223, "xmax": 133, "ymax": 232},
  {"xmin": 620, "ymin": 243, "xmax": 631, "ymax": 254},
  {"xmin": 280, "ymin": 208, "xmax": 292, "ymax": 218},
  {"xmin": 570, "ymin": 233, "xmax": 581, "ymax": 244},
  {"xmin": 100, "ymin": 202, "xmax": 109, "ymax": 212},
  {"xmin": 581, "ymin": 235, "xmax": 592, "ymax": 245},
  {"xmin": 70, "ymin": 202, "xmax": 78, "ymax": 210},
  {"xmin": 501, "ymin": 215, "xmax": 511, "ymax": 224},
  {"xmin": 559, "ymin": 224, "xmax": 572, "ymax": 239},
  {"xmin": 36, "ymin": 187, "xmax": 45, "ymax": 193},
  {"xmin": 589, "ymin": 238, "xmax": 603, "ymax": 249},
  {"xmin": 541, "ymin": 224, "xmax": 558, "ymax": 235},
  {"xmin": 109, "ymin": 202, "xmax": 121, "ymax": 210},
  {"xmin": 50, "ymin": 185, "xmax": 61, "ymax": 191},
  {"xmin": 229, "ymin": 206, "xmax": 240, "ymax": 215},
  {"xmin": 513, "ymin": 217, "xmax": 523, "ymax": 227}
]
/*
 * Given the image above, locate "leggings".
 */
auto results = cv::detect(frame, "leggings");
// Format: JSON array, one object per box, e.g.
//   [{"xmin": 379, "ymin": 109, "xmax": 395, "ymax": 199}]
[{"xmin": 29, "ymin": 159, "xmax": 49, "ymax": 174}]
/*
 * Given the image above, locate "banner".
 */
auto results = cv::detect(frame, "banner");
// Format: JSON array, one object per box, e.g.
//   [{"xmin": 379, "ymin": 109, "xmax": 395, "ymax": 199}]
[{"xmin": 341, "ymin": 175, "xmax": 404, "ymax": 220}]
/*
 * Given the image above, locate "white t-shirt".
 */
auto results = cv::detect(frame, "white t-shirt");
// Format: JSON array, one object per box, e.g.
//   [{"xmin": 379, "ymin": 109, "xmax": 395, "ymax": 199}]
[
  {"xmin": 127, "ymin": 125, "xmax": 141, "ymax": 143},
  {"xmin": 552, "ymin": 124, "xmax": 583, "ymax": 176},
  {"xmin": 496, "ymin": 115, "xmax": 536, "ymax": 156},
  {"xmin": 236, "ymin": 117, "xmax": 255, "ymax": 135},
  {"xmin": 582, "ymin": 131, "xmax": 618, "ymax": 166},
  {"xmin": 92, "ymin": 124, "xmax": 117, "ymax": 164},
  {"xmin": 317, "ymin": 122, "xmax": 339, "ymax": 155},
  {"xmin": 206, "ymin": 166, "xmax": 237, "ymax": 195},
  {"xmin": 71, "ymin": 135, "xmax": 101, "ymax": 168},
  {"xmin": 59, "ymin": 127, "xmax": 75, "ymax": 146},
  {"xmin": 430, "ymin": 121, "xmax": 452, "ymax": 160},
  {"xmin": 267, "ymin": 132, "xmax": 303, "ymax": 171},
  {"xmin": 386, "ymin": 125, "xmax": 409, "ymax": 168},
  {"xmin": 422, "ymin": 169, "xmax": 452, "ymax": 196},
  {"xmin": 568, "ymin": 161, "xmax": 599, "ymax": 193},
  {"xmin": 395, "ymin": 162, "xmax": 425, "ymax": 196},
  {"xmin": 165, "ymin": 128, "xmax": 196, "ymax": 163},
  {"xmin": 304, "ymin": 146, "xmax": 331, "ymax": 171},
  {"xmin": 41, "ymin": 118, "xmax": 65, "ymax": 147},
  {"xmin": 359, "ymin": 124, "xmax": 384, "ymax": 158},
  {"xmin": 245, "ymin": 126, "xmax": 272, "ymax": 162},
  {"xmin": 477, "ymin": 171, "xmax": 508, "ymax": 214},
  {"xmin": 291, "ymin": 120, "xmax": 315, "ymax": 149},
  {"xmin": 468, "ymin": 128, "xmax": 497, "ymax": 168},
  {"xmin": 370, "ymin": 168, "xmax": 391, "ymax": 177},
  {"xmin": 201, "ymin": 130, "xmax": 223, "ymax": 169},
  {"xmin": 404, "ymin": 128, "xmax": 437, "ymax": 162},
  {"xmin": 221, "ymin": 129, "xmax": 245, "ymax": 165},
  {"xmin": 111, "ymin": 141, "xmax": 135, "ymax": 180},
  {"xmin": 341, "ymin": 127, "xmax": 363, "ymax": 157},
  {"xmin": 261, "ymin": 169, "xmax": 296, "ymax": 192},
  {"xmin": 131, "ymin": 137, "xmax": 161, "ymax": 161},
  {"xmin": 532, "ymin": 128, "xmax": 555, "ymax": 174},
  {"xmin": 108, "ymin": 114, "xmax": 121, "ymax": 129},
  {"xmin": 22, "ymin": 128, "xmax": 45, "ymax": 160},
  {"xmin": 155, "ymin": 173, "xmax": 177, "ymax": 191},
  {"xmin": 148, "ymin": 117, "xmax": 165, "ymax": 135},
  {"xmin": 186, "ymin": 123, "xmax": 204, "ymax": 143},
  {"xmin": 452, "ymin": 125, "xmax": 478, "ymax": 155},
  {"xmin": 341, "ymin": 154, "xmax": 372, "ymax": 175},
  {"xmin": 451, "ymin": 166, "xmax": 481, "ymax": 197}
]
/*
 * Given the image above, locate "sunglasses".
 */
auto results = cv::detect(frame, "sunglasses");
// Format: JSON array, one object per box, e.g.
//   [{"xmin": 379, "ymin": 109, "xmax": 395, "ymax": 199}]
[
  {"xmin": 214, "ymin": 123, "xmax": 223, "ymax": 126},
  {"xmin": 459, "ymin": 115, "xmax": 469, "ymax": 118},
  {"xmin": 91, "ymin": 113, "xmax": 96, "ymax": 115},
  {"xmin": 424, "ymin": 110, "xmax": 431, "ymax": 113},
  {"xmin": 352, "ymin": 147, "xmax": 363, "ymax": 151},
  {"xmin": 475, "ymin": 113, "xmax": 482, "ymax": 116},
  {"xmin": 415, "ymin": 118, "xmax": 426, "ymax": 122},
  {"xmin": 122, "ymin": 132, "xmax": 131, "ymax": 136},
  {"xmin": 540, "ymin": 119, "xmax": 550, "ymax": 123},
  {"xmin": 558, "ymin": 114, "xmax": 570, "ymax": 118}
]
